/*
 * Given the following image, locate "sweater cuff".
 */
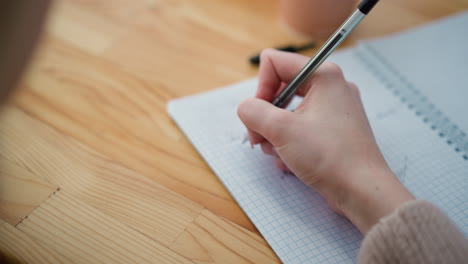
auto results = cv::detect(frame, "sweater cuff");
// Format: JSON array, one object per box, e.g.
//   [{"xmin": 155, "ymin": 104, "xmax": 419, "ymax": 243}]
[{"xmin": 358, "ymin": 200, "xmax": 468, "ymax": 264}]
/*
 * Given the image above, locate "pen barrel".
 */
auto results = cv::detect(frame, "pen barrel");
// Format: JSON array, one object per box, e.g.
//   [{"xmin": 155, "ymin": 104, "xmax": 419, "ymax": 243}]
[{"xmin": 273, "ymin": 9, "xmax": 366, "ymax": 108}]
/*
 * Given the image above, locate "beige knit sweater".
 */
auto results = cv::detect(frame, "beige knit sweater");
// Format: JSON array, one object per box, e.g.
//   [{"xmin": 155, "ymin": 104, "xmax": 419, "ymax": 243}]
[{"xmin": 359, "ymin": 200, "xmax": 468, "ymax": 263}]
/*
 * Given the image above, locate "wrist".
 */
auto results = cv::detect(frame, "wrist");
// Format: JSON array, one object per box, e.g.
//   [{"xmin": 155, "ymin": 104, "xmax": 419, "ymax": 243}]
[
  {"xmin": 339, "ymin": 164, "xmax": 414, "ymax": 234},
  {"xmin": 315, "ymin": 160, "xmax": 415, "ymax": 234}
]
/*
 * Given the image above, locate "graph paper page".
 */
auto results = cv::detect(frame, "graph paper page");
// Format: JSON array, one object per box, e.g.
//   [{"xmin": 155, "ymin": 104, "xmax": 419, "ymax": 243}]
[
  {"xmin": 168, "ymin": 13, "xmax": 468, "ymax": 263},
  {"xmin": 168, "ymin": 77, "xmax": 362, "ymax": 263}
]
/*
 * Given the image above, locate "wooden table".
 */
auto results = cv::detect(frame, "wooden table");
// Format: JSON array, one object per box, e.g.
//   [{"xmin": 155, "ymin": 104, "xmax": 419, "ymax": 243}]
[{"xmin": 1, "ymin": 0, "xmax": 466, "ymax": 263}]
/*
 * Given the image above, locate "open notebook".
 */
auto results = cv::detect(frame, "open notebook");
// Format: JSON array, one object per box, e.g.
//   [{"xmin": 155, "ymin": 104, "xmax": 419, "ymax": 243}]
[{"xmin": 168, "ymin": 12, "xmax": 468, "ymax": 263}]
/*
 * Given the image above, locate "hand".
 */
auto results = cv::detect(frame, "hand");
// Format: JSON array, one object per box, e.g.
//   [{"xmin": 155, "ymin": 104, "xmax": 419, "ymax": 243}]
[{"xmin": 237, "ymin": 49, "xmax": 414, "ymax": 233}]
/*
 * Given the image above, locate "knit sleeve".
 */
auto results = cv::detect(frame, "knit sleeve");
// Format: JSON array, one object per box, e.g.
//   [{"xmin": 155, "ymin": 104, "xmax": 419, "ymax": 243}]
[{"xmin": 358, "ymin": 200, "xmax": 468, "ymax": 264}]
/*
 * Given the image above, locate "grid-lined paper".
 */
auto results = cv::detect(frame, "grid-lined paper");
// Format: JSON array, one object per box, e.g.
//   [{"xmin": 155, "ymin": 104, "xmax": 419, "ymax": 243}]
[
  {"xmin": 168, "ymin": 12, "xmax": 468, "ymax": 263},
  {"xmin": 168, "ymin": 78, "xmax": 362, "ymax": 263}
]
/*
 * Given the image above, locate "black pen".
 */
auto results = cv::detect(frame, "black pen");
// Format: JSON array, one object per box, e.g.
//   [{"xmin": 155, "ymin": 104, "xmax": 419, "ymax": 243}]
[{"xmin": 272, "ymin": 0, "xmax": 379, "ymax": 108}]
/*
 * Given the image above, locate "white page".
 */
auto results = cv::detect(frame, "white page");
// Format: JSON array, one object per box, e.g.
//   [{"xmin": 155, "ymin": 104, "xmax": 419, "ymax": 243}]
[
  {"xmin": 168, "ymin": 13, "xmax": 468, "ymax": 263},
  {"xmin": 168, "ymin": 77, "xmax": 363, "ymax": 263},
  {"xmin": 168, "ymin": 51, "xmax": 467, "ymax": 264},
  {"xmin": 360, "ymin": 11, "xmax": 468, "ymax": 140},
  {"xmin": 329, "ymin": 49, "xmax": 468, "ymax": 235}
]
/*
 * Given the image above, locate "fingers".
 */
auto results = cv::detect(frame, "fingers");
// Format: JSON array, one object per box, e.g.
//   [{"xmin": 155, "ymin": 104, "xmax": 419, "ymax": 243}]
[
  {"xmin": 257, "ymin": 49, "xmax": 310, "ymax": 101},
  {"xmin": 298, "ymin": 62, "xmax": 347, "ymax": 110},
  {"xmin": 261, "ymin": 141, "xmax": 277, "ymax": 156},
  {"xmin": 306, "ymin": 62, "xmax": 346, "ymax": 93},
  {"xmin": 258, "ymin": 49, "xmax": 347, "ymax": 105},
  {"xmin": 256, "ymin": 134, "xmax": 294, "ymax": 174},
  {"xmin": 237, "ymin": 97, "xmax": 293, "ymax": 146},
  {"xmin": 347, "ymin": 81, "xmax": 365, "ymax": 113},
  {"xmin": 261, "ymin": 141, "xmax": 293, "ymax": 173},
  {"xmin": 262, "ymin": 142, "xmax": 293, "ymax": 174},
  {"xmin": 347, "ymin": 81, "xmax": 360, "ymax": 101},
  {"xmin": 240, "ymin": 107, "xmax": 292, "ymax": 174},
  {"xmin": 275, "ymin": 157, "xmax": 293, "ymax": 173}
]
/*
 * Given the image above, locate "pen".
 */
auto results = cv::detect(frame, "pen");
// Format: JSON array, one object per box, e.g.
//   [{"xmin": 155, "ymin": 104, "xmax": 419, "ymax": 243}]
[{"xmin": 272, "ymin": 0, "xmax": 379, "ymax": 108}]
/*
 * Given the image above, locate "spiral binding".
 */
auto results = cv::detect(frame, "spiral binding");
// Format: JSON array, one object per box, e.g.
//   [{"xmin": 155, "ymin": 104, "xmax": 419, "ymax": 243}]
[{"xmin": 355, "ymin": 44, "xmax": 468, "ymax": 161}]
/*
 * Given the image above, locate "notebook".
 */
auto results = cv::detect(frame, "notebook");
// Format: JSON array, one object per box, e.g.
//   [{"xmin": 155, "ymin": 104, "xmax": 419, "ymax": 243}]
[{"xmin": 168, "ymin": 12, "xmax": 468, "ymax": 263}]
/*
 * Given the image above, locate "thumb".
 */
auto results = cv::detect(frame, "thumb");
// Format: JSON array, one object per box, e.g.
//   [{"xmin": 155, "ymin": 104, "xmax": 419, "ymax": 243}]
[{"xmin": 237, "ymin": 97, "xmax": 293, "ymax": 146}]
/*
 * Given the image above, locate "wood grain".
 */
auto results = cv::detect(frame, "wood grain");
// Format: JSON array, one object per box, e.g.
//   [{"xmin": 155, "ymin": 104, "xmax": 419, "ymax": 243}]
[
  {"xmin": 45, "ymin": 0, "xmax": 149, "ymax": 55},
  {"xmin": 17, "ymin": 189, "xmax": 191, "ymax": 264},
  {"xmin": 0, "ymin": 220, "xmax": 71, "ymax": 263},
  {"xmin": 15, "ymin": 33, "xmax": 257, "ymax": 232},
  {"xmin": 1, "ymin": 0, "xmax": 467, "ymax": 263},
  {"xmin": 0, "ymin": 106, "xmax": 203, "ymax": 246},
  {"xmin": 0, "ymin": 160, "xmax": 57, "ymax": 225},
  {"xmin": 170, "ymin": 210, "xmax": 280, "ymax": 264}
]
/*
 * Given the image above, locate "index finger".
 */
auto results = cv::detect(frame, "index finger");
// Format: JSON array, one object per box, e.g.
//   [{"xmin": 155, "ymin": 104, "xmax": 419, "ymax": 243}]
[{"xmin": 256, "ymin": 49, "xmax": 311, "ymax": 102}]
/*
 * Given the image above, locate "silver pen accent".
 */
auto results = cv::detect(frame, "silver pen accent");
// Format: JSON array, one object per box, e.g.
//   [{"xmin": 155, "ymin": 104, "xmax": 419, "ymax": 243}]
[{"xmin": 272, "ymin": 0, "xmax": 377, "ymax": 108}]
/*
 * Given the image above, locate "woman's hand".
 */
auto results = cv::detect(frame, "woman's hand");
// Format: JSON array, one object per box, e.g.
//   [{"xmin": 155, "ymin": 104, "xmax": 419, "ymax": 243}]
[{"xmin": 237, "ymin": 49, "xmax": 414, "ymax": 233}]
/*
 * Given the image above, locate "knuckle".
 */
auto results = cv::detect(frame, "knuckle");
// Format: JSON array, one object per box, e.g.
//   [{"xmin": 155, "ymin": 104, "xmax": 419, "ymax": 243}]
[
  {"xmin": 260, "ymin": 48, "xmax": 276, "ymax": 61},
  {"xmin": 348, "ymin": 82, "xmax": 360, "ymax": 94}
]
